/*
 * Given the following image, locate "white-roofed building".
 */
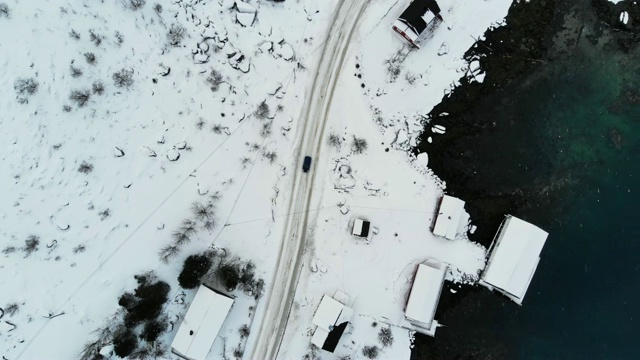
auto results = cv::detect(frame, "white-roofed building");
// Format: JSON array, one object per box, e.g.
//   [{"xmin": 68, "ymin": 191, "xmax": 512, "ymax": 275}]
[
  {"xmin": 432, "ymin": 195, "xmax": 465, "ymax": 240},
  {"xmin": 404, "ymin": 259, "xmax": 447, "ymax": 336},
  {"xmin": 171, "ymin": 285, "xmax": 234, "ymax": 360},
  {"xmin": 310, "ymin": 294, "xmax": 354, "ymax": 353},
  {"xmin": 480, "ymin": 215, "xmax": 548, "ymax": 305}
]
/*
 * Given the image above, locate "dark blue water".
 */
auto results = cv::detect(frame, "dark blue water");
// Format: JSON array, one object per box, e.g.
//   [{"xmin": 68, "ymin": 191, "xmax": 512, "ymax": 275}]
[{"xmin": 412, "ymin": 2, "xmax": 640, "ymax": 359}]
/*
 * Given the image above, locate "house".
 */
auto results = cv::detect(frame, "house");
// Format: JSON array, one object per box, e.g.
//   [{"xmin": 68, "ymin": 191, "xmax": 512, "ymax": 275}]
[
  {"xmin": 171, "ymin": 285, "xmax": 234, "ymax": 360},
  {"xmin": 432, "ymin": 195, "xmax": 465, "ymax": 240},
  {"xmin": 311, "ymin": 293, "xmax": 354, "ymax": 353},
  {"xmin": 392, "ymin": 0, "xmax": 443, "ymax": 48},
  {"xmin": 404, "ymin": 259, "xmax": 447, "ymax": 336},
  {"xmin": 479, "ymin": 215, "xmax": 548, "ymax": 305}
]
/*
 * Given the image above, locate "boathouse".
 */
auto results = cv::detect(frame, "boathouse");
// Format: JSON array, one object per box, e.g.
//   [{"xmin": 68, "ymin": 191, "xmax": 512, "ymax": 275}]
[
  {"xmin": 405, "ymin": 259, "xmax": 447, "ymax": 336},
  {"xmin": 480, "ymin": 215, "xmax": 548, "ymax": 305},
  {"xmin": 432, "ymin": 195, "xmax": 465, "ymax": 240}
]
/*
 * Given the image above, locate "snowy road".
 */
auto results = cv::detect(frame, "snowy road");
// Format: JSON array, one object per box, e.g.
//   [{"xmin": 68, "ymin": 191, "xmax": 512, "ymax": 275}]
[{"xmin": 250, "ymin": 0, "xmax": 370, "ymax": 358}]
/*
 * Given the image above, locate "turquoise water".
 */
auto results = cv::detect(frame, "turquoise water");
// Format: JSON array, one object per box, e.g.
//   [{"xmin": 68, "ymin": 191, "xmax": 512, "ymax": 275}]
[{"xmin": 502, "ymin": 43, "xmax": 640, "ymax": 359}]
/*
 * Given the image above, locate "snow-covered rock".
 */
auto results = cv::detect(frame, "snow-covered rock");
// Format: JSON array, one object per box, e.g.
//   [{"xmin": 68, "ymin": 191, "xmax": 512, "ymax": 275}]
[
  {"xmin": 274, "ymin": 41, "xmax": 295, "ymax": 61},
  {"xmin": 167, "ymin": 149, "xmax": 180, "ymax": 161},
  {"xmin": 113, "ymin": 147, "xmax": 125, "ymax": 158},
  {"xmin": 235, "ymin": 1, "xmax": 257, "ymax": 27}
]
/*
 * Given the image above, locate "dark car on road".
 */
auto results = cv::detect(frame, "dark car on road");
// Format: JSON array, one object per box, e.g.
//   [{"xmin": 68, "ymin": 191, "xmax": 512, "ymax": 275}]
[{"xmin": 302, "ymin": 156, "xmax": 312, "ymax": 172}]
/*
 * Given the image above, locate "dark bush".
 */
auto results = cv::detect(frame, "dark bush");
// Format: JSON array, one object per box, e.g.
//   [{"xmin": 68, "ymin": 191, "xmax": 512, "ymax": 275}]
[
  {"xmin": 206, "ymin": 70, "xmax": 223, "ymax": 92},
  {"xmin": 84, "ymin": 52, "xmax": 96, "ymax": 64},
  {"xmin": 378, "ymin": 327, "xmax": 394, "ymax": 347},
  {"xmin": 351, "ymin": 136, "xmax": 368, "ymax": 154},
  {"xmin": 78, "ymin": 161, "xmax": 93, "ymax": 174},
  {"xmin": 362, "ymin": 345, "xmax": 379, "ymax": 359},
  {"xmin": 69, "ymin": 29, "xmax": 80, "ymax": 40},
  {"xmin": 178, "ymin": 254, "xmax": 212, "ymax": 289},
  {"xmin": 23, "ymin": 235, "xmax": 39, "ymax": 256},
  {"xmin": 69, "ymin": 89, "xmax": 91, "ymax": 107},
  {"xmin": 153, "ymin": 3, "xmax": 163, "ymax": 14},
  {"xmin": 217, "ymin": 263, "xmax": 241, "ymax": 290},
  {"xmin": 129, "ymin": 0, "xmax": 146, "ymax": 10},
  {"xmin": 123, "ymin": 279, "xmax": 170, "ymax": 326},
  {"xmin": 70, "ymin": 65, "xmax": 83, "ymax": 78},
  {"xmin": 140, "ymin": 319, "xmax": 165, "ymax": 343},
  {"xmin": 112, "ymin": 68, "xmax": 134, "ymax": 88},
  {"xmin": 254, "ymin": 101, "xmax": 269, "ymax": 119},
  {"xmin": 89, "ymin": 30, "xmax": 102, "ymax": 46},
  {"xmin": 113, "ymin": 329, "xmax": 138, "ymax": 358},
  {"xmin": 158, "ymin": 244, "xmax": 180, "ymax": 263},
  {"xmin": 118, "ymin": 292, "xmax": 137, "ymax": 311}
]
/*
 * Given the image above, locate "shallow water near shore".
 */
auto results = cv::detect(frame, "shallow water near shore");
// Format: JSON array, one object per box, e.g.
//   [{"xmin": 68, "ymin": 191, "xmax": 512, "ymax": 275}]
[{"xmin": 412, "ymin": 2, "xmax": 640, "ymax": 359}]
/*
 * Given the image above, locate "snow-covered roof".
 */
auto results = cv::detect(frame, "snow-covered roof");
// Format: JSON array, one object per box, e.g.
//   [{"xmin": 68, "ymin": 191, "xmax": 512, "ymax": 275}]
[
  {"xmin": 481, "ymin": 216, "xmax": 548, "ymax": 304},
  {"xmin": 432, "ymin": 195, "xmax": 465, "ymax": 240},
  {"xmin": 312, "ymin": 295, "xmax": 346, "ymax": 331},
  {"xmin": 171, "ymin": 285, "xmax": 234, "ymax": 360},
  {"xmin": 405, "ymin": 261, "xmax": 446, "ymax": 329}
]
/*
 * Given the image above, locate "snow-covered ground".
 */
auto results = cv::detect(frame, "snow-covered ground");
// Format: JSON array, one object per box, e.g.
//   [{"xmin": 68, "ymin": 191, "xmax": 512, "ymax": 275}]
[{"xmin": 0, "ymin": 0, "xmax": 515, "ymax": 359}]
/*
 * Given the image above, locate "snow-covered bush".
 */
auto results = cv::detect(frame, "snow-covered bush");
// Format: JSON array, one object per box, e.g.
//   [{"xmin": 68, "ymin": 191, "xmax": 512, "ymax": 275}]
[
  {"xmin": 70, "ymin": 65, "xmax": 83, "ymax": 78},
  {"xmin": 178, "ymin": 254, "xmax": 212, "ymax": 289},
  {"xmin": 14, "ymin": 78, "xmax": 39, "ymax": 98},
  {"xmin": 158, "ymin": 244, "xmax": 179, "ymax": 263},
  {"xmin": 89, "ymin": 30, "xmax": 102, "ymax": 46},
  {"xmin": 92, "ymin": 81, "xmax": 104, "ymax": 95},
  {"xmin": 78, "ymin": 161, "xmax": 94, "ymax": 174},
  {"xmin": 254, "ymin": 100, "xmax": 270, "ymax": 119},
  {"xmin": 378, "ymin": 327, "xmax": 394, "ymax": 347},
  {"xmin": 217, "ymin": 262, "xmax": 241, "ymax": 291},
  {"xmin": 351, "ymin": 136, "xmax": 368, "ymax": 154},
  {"xmin": 113, "ymin": 328, "xmax": 137, "ymax": 358},
  {"xmin": 153, "ymin": 3, "xmax": 162, "ymax": 14},
  {"xmin": 23, "ymin": 235, "xmax": 40, "ymax": 256},
  {"xmin": 362, "ymin": 345, "xmax": 379, "ymax": 359},
  {"xmin": 206, "ymin": 69, "xmax": 224, "ymax": 92},
  {"xmin": 114, "ymin": 31, "xmax": 124, "ymax": 46},
  {"xmin": 328, "ymin": 133, "xmax": 342, "ymax": 148},
  {"xmin": 238, "ymin": 324, "xmax": 250, "ymax": 339},
  {"xmin": 167, "ymin": 24, "xmax": 186, "ymax": 46},
  {"xmin": 69, "ymin": 29, "xmax": 80, "ymax": 40},
  {"xmin": 84, "ymin": 52, "xmax": 96, "ymax": 64},
  {"xmin": 262, "ymin": 150, "xmax": 277, "ymax": 164},
  {"xmin": 128, "ymin": 0, "xmax": 146, "ymax": 10},
  {"xmin": 69, "ymin": 89, "xmax": 91, "ymax": 107},
  {"xmin": 112, "ymin": 68, "xmax": 134, "ymax": 88},
  {"xmin": 2, "ymin": 303, "xmax": 19, "ymax": 316},
  {"xmin": 0, "ymin": 3, "xmax": 10, "ymax": 18}
]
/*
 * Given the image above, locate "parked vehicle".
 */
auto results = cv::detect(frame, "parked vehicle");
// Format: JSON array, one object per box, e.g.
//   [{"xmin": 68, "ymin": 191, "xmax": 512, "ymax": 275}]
[{"xmin": 302, "ymin": 156, "xmax": 312, "ymax": 172}]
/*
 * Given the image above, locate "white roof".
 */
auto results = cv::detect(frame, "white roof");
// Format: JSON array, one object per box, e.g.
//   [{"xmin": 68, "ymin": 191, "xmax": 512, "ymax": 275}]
[
  {"xmin": 312, "ymin": 295, "xmax": 346, "ymax": 332},
  {"xmin": 171, "ymin": 285, "xmax": 234, "ymax": 360},
  {"xmin": 405, "ymin": 262, "xmax": 447, "ymax": 328},
  {"xmin": 433, "ymin": 195, "xmax": 465, "ymax": 240},
  {"xmin": 352, "ymin": 219, "xmax": 364, "ymax": 236},
  {"xmin": 481, "ymin": 216, "xmax": 548, "ymax": 304},
  {"xmin": 311, "ymin": 327, "xmax": 330, "ymax": 348}
]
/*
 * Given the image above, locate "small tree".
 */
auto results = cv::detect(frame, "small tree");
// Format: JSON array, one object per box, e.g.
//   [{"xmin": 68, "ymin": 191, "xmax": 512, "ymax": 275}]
[
  {"xmin": 178, "ymin": 254, "xmax": 212, "ymax": 289},
  {"xmin": 254, "ymin": 101, "xmax": 269, "ymax": 119},
  {"xmin": 378, "ymin": 327, "xmax": 394, "ymax": 347},
  {"xmin": 84, "ymin": 52, "xmax": 96, "ymax": 64},
  {"xmin": 351, "ymin": 136, "xmax": 368, "ymax": 154},
  {"xmin": 89, "ymin": 30, "xmax": 102, "ymax": 46},
  {"xmin": 158, "ymin": 244, "xmax": 180, "ymax": 263},
  {"xmin": 69, "ymin": 89, "xmax": 91, "ymax": 107},
  {"xmin": 69, "ymin": 29, "xmax": 81, "ymax": 40},
  {"xmin": 112, "ymin": 68, "xmax": 134, "ymax": 88},
  {"xmin": 70, "ymin": 65, "xmax": 83, "ymax": 78},
  {"xmin": 113, "ymin": 329, "xmax": 138, "ymax": 358},
  {"xmin": 14, "ymin": 78, "xmax": 39, "ymax": 97},
  {"xmin": 362, "ymin": 345, "xmax": 379, "ymax": 359},
  {"xmin": 217, "ymin": 263, "xmax": 241, "ymax": 290}
]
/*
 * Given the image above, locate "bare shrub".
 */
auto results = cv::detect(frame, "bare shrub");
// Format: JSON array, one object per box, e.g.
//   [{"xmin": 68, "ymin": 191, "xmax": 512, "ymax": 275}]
[
  {"xmin": 179, "ymin": 219, "xmax": 198, "ymax": 237},
  {"xmin": 73, "ymin": 244, "xmax": 86, "ymax": 253},
  {"xmin": 206, "ymin": 70, "xmax": 223, "ymax": 92},
  {"xmin": 114, "ymin": 31, "xmax": 124, "ymax": 46},
  {"xmin": 240, "ymin": 156, "xmax": 252, "ymax": 168},
  {"xmin": 159, "ymin": 244, "xmax": 180, "ymax": 263},
  {"xmin": 69, "ymin": 29, "xmax": 80, "ymax": 40},
  {"xmin": 0, "ymin": 3, "xmax": 10, "ymax": 18},
  {"xmin": 2, "ymin": 246, "xmax": 16, "ymax": 255},
  {"xmin": 362, "ymin": 346, "xmax": 379, "ymax": 359},
  {"xmin": 351, "ymin": 136, "xmax": 368, "ymax": 154},
  {"xmin": 262, "ymin": 150, "xmax": 277, "ymax": 164},
  {"xmin": 23, "ymin": 235, "xmax": 40, "ymax": 256},
  {"xmin": 260, "ymin": 121, "xmax": 273, "ymax": 138},
  {"xmin": 195, "ymin": 118, "xmax": 205, "ymax": 130},
  {"xmin": 211, "ymin": 123, "xmax": 224, "ymax": 134},
  {"xmin": 238, "ymin": 324, "xmax": 250, "ymax": 338},
  {"xmin": 84, "ymin": 52, "xmax": 97, "ymax": 64},
  {"xmin": 254, "ymin": 101, "xmax": 269, "ymax": 120},
  {"xmin": 98, "ymin": 209, "xmax": 111, "ymax": 220},
  {"xmin": 89, "ymin": 30, "xmax": 103, "ymax": 46},
  {"xmin": 191, "ymin": 202, "xmax": 215, "ymax": 222},
  {"xmin": 328, "ymin": 133, "xmax": 342, "ymax": 148},
  {"xmin": 62, "ymin": 105, "xmax": 72, "ymax": 112},
  {"xmin": 14, "ymin": 78, "xmax": 39, "ymax": 97},
  {"xmin": 153, "ymin": 3, "xmax": 163, "ymax": 14},
  {"xmin": 70, "ymin": 65, "xmax": 83, "ymax": 78},
  {"xmin": 378, "ymin": 327, "xmax": 394, "ymax": 347},
  {"xmin": 112, "ymin": 68, "xmax": 134, "ymax": 88},
  {"xmin": 92, "ymin": 81, "xmax": 105, "ymax": 95},
  {"xmin": 78, "ymin": 161, "xmax": 94, "ymax": 174},
  {"xmin": 3, "ymin": 303, "xmax": 19, "ymax": 316},
  {"xmin": 167, "ymin": 24, "xmax": 186, "ymax": 46},
  {"xmin": 128, "ymin": 0, "xmax": 146, "ymax": 10},
  {"xmin": 69, "ymin": 89, "xmax": 91, "ymax": 107}
]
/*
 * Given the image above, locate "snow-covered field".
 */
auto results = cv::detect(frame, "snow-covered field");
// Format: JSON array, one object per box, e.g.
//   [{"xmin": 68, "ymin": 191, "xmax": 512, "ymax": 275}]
[{"xmin": 0, "ymin": 0, "xmax": 514, "ymax": 359}]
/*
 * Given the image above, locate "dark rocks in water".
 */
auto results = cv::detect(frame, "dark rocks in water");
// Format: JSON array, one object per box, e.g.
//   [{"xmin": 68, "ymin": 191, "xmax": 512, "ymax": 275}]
[{"xmin": 609, "ymin": 127, "xmax": 623, "ymax": 149}]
